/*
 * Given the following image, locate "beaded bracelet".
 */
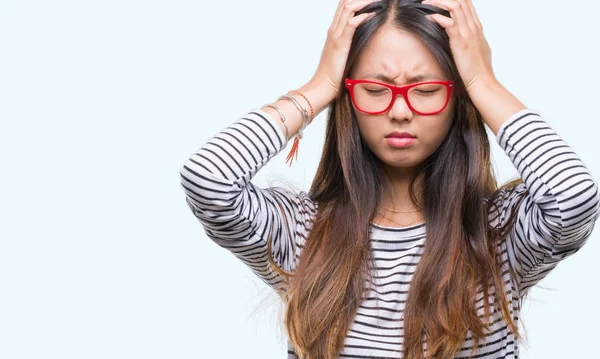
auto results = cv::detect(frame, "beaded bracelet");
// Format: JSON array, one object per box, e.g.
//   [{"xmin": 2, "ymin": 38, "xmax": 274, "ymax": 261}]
[{"xmin": 287, "ymin": 90, "xmax": 314, "ymax": 124}]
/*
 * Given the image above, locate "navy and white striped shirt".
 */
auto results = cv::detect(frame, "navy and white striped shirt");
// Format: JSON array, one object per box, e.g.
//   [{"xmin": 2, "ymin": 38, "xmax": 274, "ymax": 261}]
[{"xmin": 179, "ymin": 108, "xmax": 600, "ymax": 358}]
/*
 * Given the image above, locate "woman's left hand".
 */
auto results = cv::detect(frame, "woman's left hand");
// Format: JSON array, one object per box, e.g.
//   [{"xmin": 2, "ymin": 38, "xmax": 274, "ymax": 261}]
[{"xmin": 422, "ymin": 0, "xmax": 495, "ymax": 92}]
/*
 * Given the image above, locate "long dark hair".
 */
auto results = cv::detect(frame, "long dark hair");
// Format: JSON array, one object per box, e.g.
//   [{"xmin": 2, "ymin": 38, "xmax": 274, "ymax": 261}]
[{"xmin": 266, "ymin": 1, "xmax": 529, "ymax": 358}]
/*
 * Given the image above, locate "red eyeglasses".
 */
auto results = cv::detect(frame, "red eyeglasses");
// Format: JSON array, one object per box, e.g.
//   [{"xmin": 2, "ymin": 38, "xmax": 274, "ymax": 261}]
[{"xmin": 345, "ymin": 78, "xmax": 455, "ymax": 115}]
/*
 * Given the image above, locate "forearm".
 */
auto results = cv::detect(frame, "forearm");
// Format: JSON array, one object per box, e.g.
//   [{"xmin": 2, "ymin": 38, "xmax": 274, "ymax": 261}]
[
  {"xmin": 179, "ymin": 110, "xmax": 288, "ymax": 212},
  {"xmin": 181, "ymin": 80, "xmax": 335, "ymax": 203},
  {"xmin": 468, "ymin": 78, "xmax": 527, "ymax": 136}
]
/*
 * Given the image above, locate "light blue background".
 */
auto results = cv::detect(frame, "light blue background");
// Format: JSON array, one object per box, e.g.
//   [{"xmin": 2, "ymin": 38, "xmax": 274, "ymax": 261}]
[{"xmin": 1, "ymin": 0, "xmax": 598, "ymax": 358}]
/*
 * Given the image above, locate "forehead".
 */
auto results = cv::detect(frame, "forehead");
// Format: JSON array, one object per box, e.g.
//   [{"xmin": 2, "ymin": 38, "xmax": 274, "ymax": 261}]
[{"xmin": 351, "ymin": 25, "xmax": 445, "ymax": 82}]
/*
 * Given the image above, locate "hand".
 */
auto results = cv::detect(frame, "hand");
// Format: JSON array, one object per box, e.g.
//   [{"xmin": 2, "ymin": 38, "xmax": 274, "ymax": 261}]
[
  {"xmin": 423, "ymin": 0, "xmax": 497, "ymax": 92},
  {"xmin": 309, "ymin": 0, "xmax": 378, "ymax": 100}
]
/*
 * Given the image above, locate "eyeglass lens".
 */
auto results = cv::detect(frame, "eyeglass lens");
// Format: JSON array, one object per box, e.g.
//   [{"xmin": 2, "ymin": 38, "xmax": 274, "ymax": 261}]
[{"xmin": 352, "ymin": 82, "xmax": 448, "ymax": 114}]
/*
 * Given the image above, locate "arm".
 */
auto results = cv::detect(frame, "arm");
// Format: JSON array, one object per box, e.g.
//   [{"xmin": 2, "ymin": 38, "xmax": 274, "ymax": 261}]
[
  {"xmin": 468, "ymin": 77, "xmax": 528, "ymax": 137},
  {"xmin": 489, "ymin": 108, "xmax": 600, "ymax": 297},
  {"xmin": 179, "ymin": 109, "xmax": 317, "ymax": 292}
]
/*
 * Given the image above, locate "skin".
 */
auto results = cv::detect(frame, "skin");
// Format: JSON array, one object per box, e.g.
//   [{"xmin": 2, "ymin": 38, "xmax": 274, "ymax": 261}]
[{"xmin": 349, "ymin": 24, "xmax": 456, "ymax": 219}]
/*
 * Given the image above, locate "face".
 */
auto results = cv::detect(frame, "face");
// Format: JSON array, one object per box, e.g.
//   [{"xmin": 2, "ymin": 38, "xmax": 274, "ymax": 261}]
[{"xmin": 349, "ymin": 25, "xmax": 456, "ymax": 177}]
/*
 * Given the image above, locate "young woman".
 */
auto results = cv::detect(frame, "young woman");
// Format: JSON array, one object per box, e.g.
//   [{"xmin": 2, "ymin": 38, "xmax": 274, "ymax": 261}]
[{"xmin": 179, "ymin": 0, "xmax": 600, "ymax": 358}]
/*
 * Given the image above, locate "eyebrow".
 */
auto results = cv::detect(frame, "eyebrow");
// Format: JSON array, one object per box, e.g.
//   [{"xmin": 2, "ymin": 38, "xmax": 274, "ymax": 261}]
[{"xmin": 364, "ymin": 72, "xmax": 441, "ymax": 83}]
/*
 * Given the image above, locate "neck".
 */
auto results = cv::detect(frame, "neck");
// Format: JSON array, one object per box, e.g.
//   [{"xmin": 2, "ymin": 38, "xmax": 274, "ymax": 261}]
[{"xmin": 379, "ymin": 165, "xmax": 424, "ymax": 210}]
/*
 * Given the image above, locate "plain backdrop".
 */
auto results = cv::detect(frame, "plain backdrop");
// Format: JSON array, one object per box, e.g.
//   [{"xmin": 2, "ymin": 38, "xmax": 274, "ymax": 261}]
[{"xmin": 1, "ymin": 0, "xmax": 599, "ymax": 358}]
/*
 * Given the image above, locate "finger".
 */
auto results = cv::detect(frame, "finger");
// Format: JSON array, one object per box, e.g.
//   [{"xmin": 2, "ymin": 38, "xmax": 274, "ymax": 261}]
[
  {"xmin": 331, "ymin": 0, "xmax": 347, "ymax": 34},
  {"xmin": 423, "ymin": 0, "xmax": 472, "ymax": 37},
  {"xmin": 341, "ymin": 11, "xmax": 377, "ymax": 40},
  {"xmin": 463, "ymin": 0, "xmax": 482, "ymax": 30},
  {"xmin": 334, "ymin": 0, "xmax": 377, "ymax": 34},
  {"xmin": 334, "ymin": 0, "xmax": 379, "ymax": 38},
  {"xmin": 454, "ymin": 0, "xmax": 479, "ymax": 32},
  {"xmin": 425, "ymin": 13, "xmax": 456, "ymax": 33}
]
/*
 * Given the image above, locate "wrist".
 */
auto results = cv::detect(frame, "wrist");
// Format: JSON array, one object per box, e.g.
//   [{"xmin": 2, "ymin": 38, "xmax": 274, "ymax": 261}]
[
  {"xmin": 296, "ymin": 80, "xmax": 338, "ymax": 121},
  {"xmin": 466, "ymin": 74, "xmax": 500, "ymax": 95}
]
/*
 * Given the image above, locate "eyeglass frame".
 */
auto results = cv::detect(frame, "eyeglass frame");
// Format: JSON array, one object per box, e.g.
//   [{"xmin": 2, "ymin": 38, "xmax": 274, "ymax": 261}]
[{"xmin": 344, "ymin": 78, "xmax": 455, "ymax": 115}]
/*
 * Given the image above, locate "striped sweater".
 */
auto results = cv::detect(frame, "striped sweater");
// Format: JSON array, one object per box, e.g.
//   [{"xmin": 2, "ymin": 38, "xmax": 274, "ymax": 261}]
[{"xmin": 179, "ymin": 108, "xmax": 600, "ymax": 358}]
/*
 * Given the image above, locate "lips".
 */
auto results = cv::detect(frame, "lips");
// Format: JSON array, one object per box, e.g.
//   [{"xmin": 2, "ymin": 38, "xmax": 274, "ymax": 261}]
[{"xmin": 386, "ymin": 131, "xmax": 415, "ymax": 139}]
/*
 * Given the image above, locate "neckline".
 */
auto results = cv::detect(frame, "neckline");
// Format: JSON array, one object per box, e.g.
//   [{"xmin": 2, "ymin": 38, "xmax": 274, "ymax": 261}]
[{"xmin": 369, "ymin": 220, "xmax": 426, "ymax": 232}]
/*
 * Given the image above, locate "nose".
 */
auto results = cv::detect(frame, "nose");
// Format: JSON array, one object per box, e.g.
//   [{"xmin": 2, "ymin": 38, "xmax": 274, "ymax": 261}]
[{"xmin": 388, "ymin": 93, "xmax": 414, "ymax": 121}]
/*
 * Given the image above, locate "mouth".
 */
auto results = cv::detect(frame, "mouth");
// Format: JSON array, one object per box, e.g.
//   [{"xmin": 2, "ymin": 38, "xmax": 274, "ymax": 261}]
[
  {"xmin": 386, "ymin": 136, "xmax": 416, "ymax": 148},
  {"xmin": 385, "ymin": 131, "xmax": 416, "ymax": 139}
]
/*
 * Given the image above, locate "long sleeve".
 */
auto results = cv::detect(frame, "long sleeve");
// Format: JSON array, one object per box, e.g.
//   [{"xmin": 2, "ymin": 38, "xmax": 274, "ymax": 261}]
[
  {"xmin": 489, "ymin": 109, "xmax": 600, "ymax": 298},
  {"xmin": 179, "ymin": 109, "xmax": 316, "ymax": 292}
]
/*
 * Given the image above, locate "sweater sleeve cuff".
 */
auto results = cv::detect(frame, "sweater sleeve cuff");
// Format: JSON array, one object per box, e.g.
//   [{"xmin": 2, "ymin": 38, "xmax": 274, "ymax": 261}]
[
  {"xmin": 495, "ymin": 108, "xmax": 542, "ymax": 149},
  {"xmin": 250, "ymin": 108, "xmax": 290, "ymax": 151}
]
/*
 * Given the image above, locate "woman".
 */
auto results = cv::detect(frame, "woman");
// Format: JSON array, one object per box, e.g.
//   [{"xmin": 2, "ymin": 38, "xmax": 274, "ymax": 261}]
[{"xmin": 179, "ymin": 0, "xmax": 600, "ymax": 358}]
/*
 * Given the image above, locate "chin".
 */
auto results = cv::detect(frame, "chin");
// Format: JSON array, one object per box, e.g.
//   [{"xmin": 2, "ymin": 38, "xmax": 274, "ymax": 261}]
[{"xmin": 378, "ymin": 152, "xmax": 420, "ymax": 168}]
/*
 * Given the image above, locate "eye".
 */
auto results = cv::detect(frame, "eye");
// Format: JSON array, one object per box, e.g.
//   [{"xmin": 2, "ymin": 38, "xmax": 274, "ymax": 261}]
[
  {"xmin": 415, "ymin": 89, "xmax": 437, "ymax": 95},
  {"xmin": 366, "ymin": 89, "xmax": 387, "ymax": 94}
]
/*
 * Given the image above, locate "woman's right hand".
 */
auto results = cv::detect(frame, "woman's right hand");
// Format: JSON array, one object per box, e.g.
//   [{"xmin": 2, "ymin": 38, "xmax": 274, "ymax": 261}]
[{"xmin": 310, "ymin": 0, "xmax": 378, "ymax": 100}]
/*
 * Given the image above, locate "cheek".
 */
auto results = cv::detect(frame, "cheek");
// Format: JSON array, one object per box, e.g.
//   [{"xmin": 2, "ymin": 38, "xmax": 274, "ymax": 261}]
[
  {"xmin": 421, "ymin": 115, "xmax": 453, "ymax": 149},
  {"xmin": 355, "ymin": 114, "xmax": 380, "ymax": 143},
  {"xmin": 426, "ymin": 100, "xmax": 455, "ymax": 141}
]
